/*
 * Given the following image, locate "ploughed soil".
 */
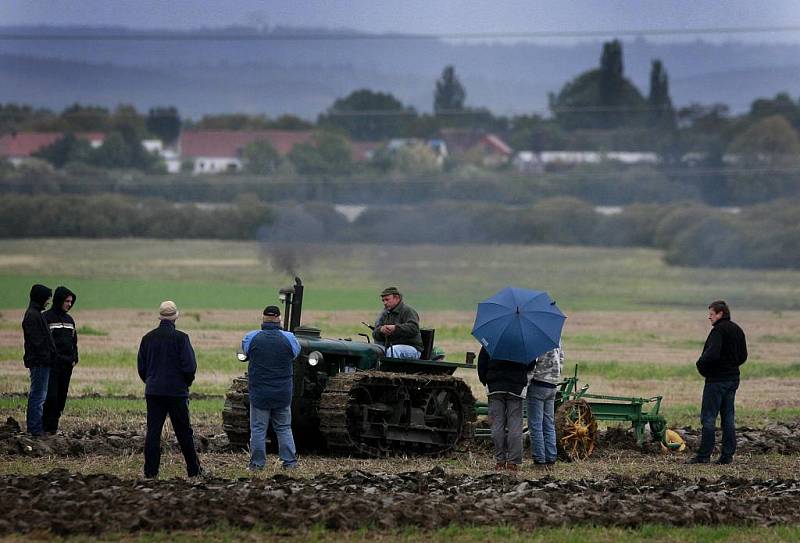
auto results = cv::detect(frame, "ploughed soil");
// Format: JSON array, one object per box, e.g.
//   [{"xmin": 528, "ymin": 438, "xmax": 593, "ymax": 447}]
[
  {"xmin": 5, "ymin": 416, "xmax": 800, "ymax": 458},
  {"xmin": 0, "ymin": 417, "xmax": 800, "ymax": 457},
  {"xmin": 3, "ymin": 467, "xmax": 800, "ymax": 535}
]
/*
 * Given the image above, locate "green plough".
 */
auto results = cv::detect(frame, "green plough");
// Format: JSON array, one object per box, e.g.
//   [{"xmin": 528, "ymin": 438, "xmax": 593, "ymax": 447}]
[{"xmin": 474, "ymin": 365, "xmax": 685, "ymax": 460}]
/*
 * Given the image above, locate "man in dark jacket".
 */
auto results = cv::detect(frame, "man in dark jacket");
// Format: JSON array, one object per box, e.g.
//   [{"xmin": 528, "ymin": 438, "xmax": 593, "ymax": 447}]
[
  {"xmin": 372, "ymin": 286, "xmax": 423, "ymax": 359},
  {"xmin": 241, "ymin": 305, "xmax": 300, "ymax": 470},
  {"xmin": 22, "ymin": 284, "xmax": 56, "ymax": 436},
  {"xmin": 137, "ymin": 300, "xmax": 204, "ymax": 479},
  {"xmin": 478, "ymin": 346, "xmax": 533, "ymax": 471},
  {"xmin": 42, "ymin": 286, "xmax": 79, "ymax": 434},
  {"xmin": 688, "ymin": 300, "xmax": 747, "ymax": 465}
]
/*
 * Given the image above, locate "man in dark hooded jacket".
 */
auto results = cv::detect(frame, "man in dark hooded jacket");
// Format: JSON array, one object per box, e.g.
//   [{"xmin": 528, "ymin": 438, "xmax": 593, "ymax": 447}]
[
  {"xmin": 22, "ymin": 284, "xmax": 56, "ymax": 436},
  {"xmin": 42, "ymin": 286, "xmax": 79, "ymax": 434}
]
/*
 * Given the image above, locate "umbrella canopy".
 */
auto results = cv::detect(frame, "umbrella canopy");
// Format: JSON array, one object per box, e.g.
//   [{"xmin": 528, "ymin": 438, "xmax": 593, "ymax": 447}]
[{"xmin": 471, "ymin": 286, "xmax": 566, "ymax": 364}]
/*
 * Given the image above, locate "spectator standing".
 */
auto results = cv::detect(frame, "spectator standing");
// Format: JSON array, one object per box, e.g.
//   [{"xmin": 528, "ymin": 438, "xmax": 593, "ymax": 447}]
[
  {"xmin": 241, "ymin": 305, "xmax": 300, "ymax": 470},
  {"xmin": 477, "ymin": 346, "xmax": 533, "ymax": 471},
  {"xmin": 688, "ymin": 300, "xmax": 747, "ymax": 465},
  {"xmin": 42, "ymin": 286, "xmax": 79, "ymax": 434},
  {"xmin": 527, "ymin": 344, "xmax": 564, "ymax": 467},
  {"xmin": 137, "ymin": 300, "xmax": 204, "ymax": 479},
  {"xmin": 22, "ymin": 284, "xmax": 56, "ymax": 436}
]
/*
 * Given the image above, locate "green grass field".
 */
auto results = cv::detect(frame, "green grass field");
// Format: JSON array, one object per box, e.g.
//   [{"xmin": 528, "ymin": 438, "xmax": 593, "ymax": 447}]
[{"xmin": 2, "ymin": 239, "xmax": 800, "ymax": 311}]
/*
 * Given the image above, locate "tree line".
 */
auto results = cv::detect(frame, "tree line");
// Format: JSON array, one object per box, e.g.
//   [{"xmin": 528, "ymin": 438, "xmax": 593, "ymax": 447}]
[{"xmin": 1, "ymin": 193, "xmax": 796, "ymax": 270}]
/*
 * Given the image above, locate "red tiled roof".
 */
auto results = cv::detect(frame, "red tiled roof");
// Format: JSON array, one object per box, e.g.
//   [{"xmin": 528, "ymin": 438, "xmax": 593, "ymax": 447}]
[
  {"xmin": 0, "ymin": 132, "xmax": 105, "ymax": 158},
  {"xmin": 180, "ymin": 130, "xmax": 314, "ymax": 158},
  {"xmin": 482, "ymin": 134, "xmax": 513, "ymax": 156}
]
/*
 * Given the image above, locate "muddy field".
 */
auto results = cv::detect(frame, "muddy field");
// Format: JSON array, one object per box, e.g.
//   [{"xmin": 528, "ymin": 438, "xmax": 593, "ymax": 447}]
[
  {"xmin": 3, "ymin": 412, "xmax": 800, "ymax": 536},
  {"xmin": 3, "ymin": 466, "xmax": 800, "ymax": 536},
  {"xmin": 3, "ymin": 416, "xmax": 800, "ymax": 458}
]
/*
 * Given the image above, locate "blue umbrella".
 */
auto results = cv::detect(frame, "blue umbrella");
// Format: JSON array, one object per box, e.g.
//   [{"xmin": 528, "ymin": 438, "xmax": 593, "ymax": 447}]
[{"xmin": 471, "ymin": 287, "xmax": 566, "ymax": 364}]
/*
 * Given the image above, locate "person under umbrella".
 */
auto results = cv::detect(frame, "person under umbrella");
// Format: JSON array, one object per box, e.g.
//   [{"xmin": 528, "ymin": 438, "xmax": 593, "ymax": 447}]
[{"xmin": 473, "ymin": 286, "xmax": 566, "ymax": 471}]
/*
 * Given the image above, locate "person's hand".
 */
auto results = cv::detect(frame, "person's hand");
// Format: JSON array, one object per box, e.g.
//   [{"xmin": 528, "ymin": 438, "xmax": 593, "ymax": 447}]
[{"xmin": 380, "ymin": 324, "xmax": 396, "ymax": 335}]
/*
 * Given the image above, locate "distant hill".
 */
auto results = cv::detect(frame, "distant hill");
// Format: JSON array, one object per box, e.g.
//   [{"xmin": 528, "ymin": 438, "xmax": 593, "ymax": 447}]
[{"xmin": 1, "ymin": 25, "xmax": 798, "ymax": 118}]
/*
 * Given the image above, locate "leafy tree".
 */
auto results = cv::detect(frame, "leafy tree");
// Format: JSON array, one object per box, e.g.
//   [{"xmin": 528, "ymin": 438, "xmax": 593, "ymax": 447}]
[
  {"xmin": 599, "ymin": 40, "xmax": 624, "ymax": 106},
  {"xmin": 549, "ymin": 40, "xmax": 646, "ymax": 129},
  {"xmin": 320, "ymin": 89, "xmax": 414, "ymax": 140},
  {"xmin": 390, "ymin": 143, "xmax": 441, "ymax": 176},
  {"xmin": 243, "ymin": 139, "xmax": 280, "ymax": 175},
  {"xmin": 192, "ymin": 113, "xmax": 272, "ymax": 130},
  {"xmin": 271, "ymin": 114, "xmax": 313, "ymax": 130},
  {"xmin": 61, "ymin": 103, "xmax": 110, "ymax": 131},
  {"xmin": 90, "ymin": 132, "xmax": 131, "ymax": 169},
  {"xmin": 288, "ymin": 131, "xmax": 353, "ymax": 175},
  {"xmin": 32, "ymin": 133, "xmax": 92, "ymax": 168},
  {"xmin": 434, "ymin": 65, "xmax": 466, "ymax": 115},
  {"xmin": 508, "ymin": 115, "xmax": 567, "ymax": 151},
  {"xmin": 648, "ymin": 60, "xmax": 675, "ymax": 129},
  {"xmin": 748, "ymin": 92, "xmax": 800, "ymax": 129},
  {"xmin": 726, "ymin": 115, "xmax": 800, "ymax": 202},
  {"xmin": 146, "ymin": 106, "xmax": 181, "ymax": 144}
]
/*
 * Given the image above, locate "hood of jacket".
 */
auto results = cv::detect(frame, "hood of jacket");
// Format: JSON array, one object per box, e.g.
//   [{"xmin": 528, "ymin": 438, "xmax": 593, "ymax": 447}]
[
  {"xmin": 29, "ymin": 284, "xmax": 52, "ymax": 308},
  {"xmin": 52, "ymin": 286, "xmax": 77, "ymax": 313}
]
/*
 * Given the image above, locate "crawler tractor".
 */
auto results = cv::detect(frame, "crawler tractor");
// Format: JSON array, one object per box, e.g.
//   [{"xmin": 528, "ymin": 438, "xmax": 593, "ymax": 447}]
[{"xmin": 222, "ymin": 278, "xmax": 476, "ymax": 456}]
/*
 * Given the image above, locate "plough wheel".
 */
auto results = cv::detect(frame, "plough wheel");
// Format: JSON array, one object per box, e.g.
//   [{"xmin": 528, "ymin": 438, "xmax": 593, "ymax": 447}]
[{"xmin": 555, "ymin": 399, "xmax": 598, "ymax": 461}]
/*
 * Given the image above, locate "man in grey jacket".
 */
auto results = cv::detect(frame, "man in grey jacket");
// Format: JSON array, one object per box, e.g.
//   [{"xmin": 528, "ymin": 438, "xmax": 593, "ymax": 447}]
[{"xmin": 527, "ymin": 344, "xmax": 564, "ymax": 467}]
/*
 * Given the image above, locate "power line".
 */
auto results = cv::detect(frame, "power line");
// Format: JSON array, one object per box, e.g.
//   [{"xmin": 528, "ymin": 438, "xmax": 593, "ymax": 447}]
[{"xmin": 0, "ymin": 25, "xmax": 799, "ymax": 41}]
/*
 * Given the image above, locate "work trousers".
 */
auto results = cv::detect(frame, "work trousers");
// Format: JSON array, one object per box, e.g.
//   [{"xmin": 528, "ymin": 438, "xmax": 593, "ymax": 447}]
[
  {"xmin": 144, "ymin": 395, "xmax": 200, "ymax": 478},
  {"xmin": 43, "ymin": 363, "xmax": 74, "ymax": 433},
  {"xmin": 697, "ymin": 380, "xmax": 739, "ymax": 460},
  {"xmin": 488, "ymin": 393, "xmax": 523, "ymax": 465}
]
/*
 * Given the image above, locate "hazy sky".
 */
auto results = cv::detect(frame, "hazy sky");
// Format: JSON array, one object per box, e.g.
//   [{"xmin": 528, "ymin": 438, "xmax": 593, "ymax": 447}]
[{"xmin": 3, "ymin": 0, "xmax": 800, "ymax": 41}]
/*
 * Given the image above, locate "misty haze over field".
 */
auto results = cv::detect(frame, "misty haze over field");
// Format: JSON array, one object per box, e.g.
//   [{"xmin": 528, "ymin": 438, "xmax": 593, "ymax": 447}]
[{"xmin": 1, "ymin": 25, "xmax": 798, "ymax": 118}]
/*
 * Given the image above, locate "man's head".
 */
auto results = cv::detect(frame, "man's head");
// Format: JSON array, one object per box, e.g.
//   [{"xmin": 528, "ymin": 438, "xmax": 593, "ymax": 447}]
[
  {"xmin": 380, "ymin": 286, "xmax": 402, "ymax": 311},
  {"xmin": 262, "ymin": 305, "xmax": 281, "ymax": 323},
  {"xmin": 708, "ymin": 300, "xmax": 730, "ymax": 324},
  {"xmin": 53, "ymin": 286, "xmax": 76, "ymax": 313},
  {"xmin": 29, "ymin": 284, "xmax": 52, "ymax": 308},
  {"xmin": 158, "ymin": 300, "xmax": 179, "ymax": 321}
]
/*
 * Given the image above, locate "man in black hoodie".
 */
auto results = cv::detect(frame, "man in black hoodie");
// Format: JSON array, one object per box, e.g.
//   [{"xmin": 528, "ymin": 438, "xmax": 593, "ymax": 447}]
[
  {"xmin": 42, "ymin": 286, "xmax": 79, "ymax": 434},
  {"xmin": 22, "ymin": 284, "xmax": 56, "ymax": 436},
  {"xmin": 688, "ymin": 300, "xmax": 748, "ymax": 465}
]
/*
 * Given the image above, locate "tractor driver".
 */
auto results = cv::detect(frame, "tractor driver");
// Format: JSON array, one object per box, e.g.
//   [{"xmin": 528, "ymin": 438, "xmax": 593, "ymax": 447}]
[{"xmin": 372, "ymin": 286, "xmax": 423, "ymax": 359}]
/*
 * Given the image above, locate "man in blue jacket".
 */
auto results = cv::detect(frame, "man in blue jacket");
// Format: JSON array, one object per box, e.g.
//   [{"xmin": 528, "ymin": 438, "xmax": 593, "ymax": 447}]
[
  {"xmin": 241, "ymin": 305, "xmax": 300, "ymax": 470},
  {"xmin": 137, "ymin": 300, "xmax": 204, "ymax": 479}
]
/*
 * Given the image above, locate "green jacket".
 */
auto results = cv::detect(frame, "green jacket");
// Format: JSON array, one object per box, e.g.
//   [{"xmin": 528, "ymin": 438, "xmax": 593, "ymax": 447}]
[{"xmin": 372, "ymin": 301, "xmax": 423, "ymax": 352}]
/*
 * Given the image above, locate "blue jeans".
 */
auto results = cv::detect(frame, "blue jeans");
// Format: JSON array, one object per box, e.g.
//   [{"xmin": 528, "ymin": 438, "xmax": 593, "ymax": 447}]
[
  {"xmin": 697, "ymin": 380, "xmax": 739, "ymax": 460},
  {"xmin": 382, "ymin": 345, "xmax": 420, "ymax": 359},
  {"xmin": 250, "ymin": 404, "xmax": 297, "ymax": 468},
  {"xmin": 26, "ymin": 366, "xmax": 50, "ymax": 435},
  {"xmin": 527, "ymin": 383, "xmax": 557, "ymax": 463}
]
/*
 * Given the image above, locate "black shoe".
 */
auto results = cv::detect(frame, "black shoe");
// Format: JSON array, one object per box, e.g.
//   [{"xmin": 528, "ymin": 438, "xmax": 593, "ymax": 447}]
[
  {"xmin": 686, "ymin": 456, "xmax": 710, "ymax": 464},
  {"xmin": 715, "ymin": 456, "xmax": 733, "ymax": 465}
]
